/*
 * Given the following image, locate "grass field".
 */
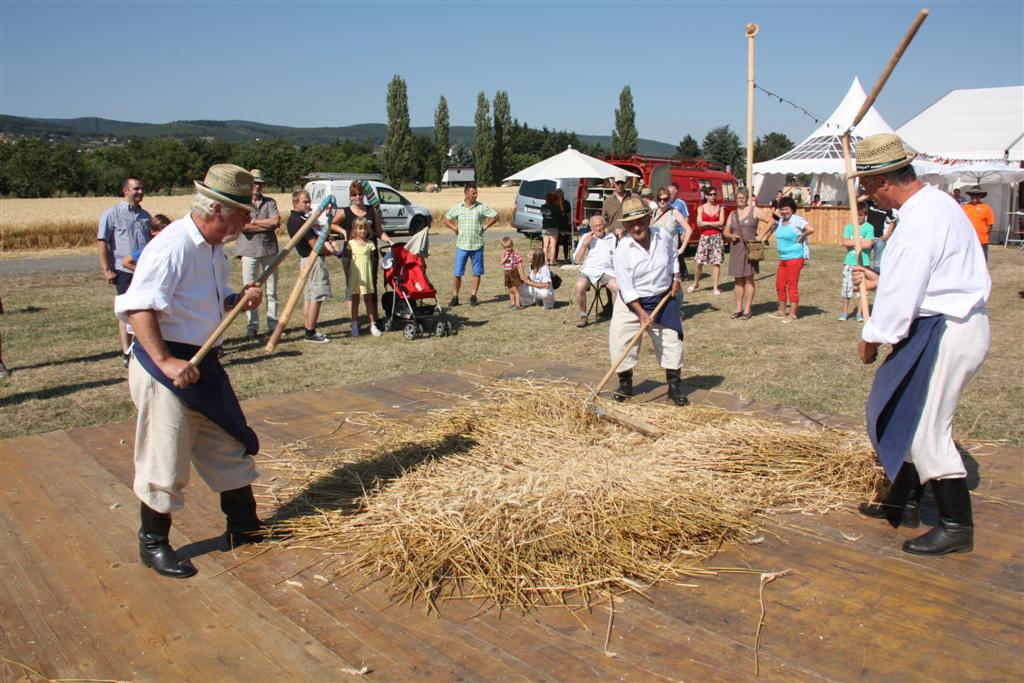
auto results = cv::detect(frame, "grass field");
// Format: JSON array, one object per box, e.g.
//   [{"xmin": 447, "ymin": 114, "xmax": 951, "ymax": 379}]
[
  {"xmin": 0, "ymin": 242, "xmax": 1020, "ymax": 446},
  {"xmin": 0, "ymin": 187, "xmax": 519, "ymax": 250}
]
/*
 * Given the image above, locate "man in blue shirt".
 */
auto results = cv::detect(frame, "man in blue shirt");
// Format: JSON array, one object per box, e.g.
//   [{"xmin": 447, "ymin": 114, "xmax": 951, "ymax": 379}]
[{"xmin": 97, "ymin": 176, "xmax": 152, "ymax": 366}]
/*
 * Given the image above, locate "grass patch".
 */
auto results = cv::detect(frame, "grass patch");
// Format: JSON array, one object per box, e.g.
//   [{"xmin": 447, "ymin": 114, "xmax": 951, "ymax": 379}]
[{"xmin": 0, "ymin": 242, "xmax": 1020, "ymax": 447}]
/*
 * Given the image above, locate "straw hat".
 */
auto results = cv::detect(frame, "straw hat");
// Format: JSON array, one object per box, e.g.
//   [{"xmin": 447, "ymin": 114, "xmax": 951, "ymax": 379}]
[
  {"xmin": 965, "ymin": 185, "xmax": 988, "ymax": 198},
  {"xmin": 620, "ymin": 196, "xmax": 652, "ymax": 223},
  {"xmin": 249, "ymin": 168, "xmax": 267, "ymax": 184},
  {"xmin": 194, "ymin": 164, "xmax": 256, "ymax": 213},
  {"xmin": 851, "ymin": 133, "xmax": 916, "ymax": 177}
]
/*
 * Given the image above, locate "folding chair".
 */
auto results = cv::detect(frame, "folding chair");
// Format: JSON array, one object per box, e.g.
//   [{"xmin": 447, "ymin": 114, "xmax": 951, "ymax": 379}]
[{"xmin": 585, "ymin": 279, "xmax": 613, "ymax": 322}]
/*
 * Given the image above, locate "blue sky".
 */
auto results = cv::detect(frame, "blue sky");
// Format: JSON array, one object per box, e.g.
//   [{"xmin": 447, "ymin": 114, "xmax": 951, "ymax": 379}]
[{"xmin": 1, "ymin": 1, "xmax": 1021, "ymax": 145}]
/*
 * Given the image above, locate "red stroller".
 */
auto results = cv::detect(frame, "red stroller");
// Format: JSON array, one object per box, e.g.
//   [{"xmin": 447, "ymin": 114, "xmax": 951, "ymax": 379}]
[{"xmin": 380, "ymin": 234, "xmax": 454, "ymax": 340}]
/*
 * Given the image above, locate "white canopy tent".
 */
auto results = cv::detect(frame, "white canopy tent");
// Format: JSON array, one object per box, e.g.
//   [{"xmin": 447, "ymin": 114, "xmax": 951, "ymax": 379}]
[
  {"xmin": 752, "ymin": 77, "xmax": 897, "ymax": 205},
  {"xmin": 897, "ymin": 86, "xmax": 1024, "ymax": 242}
]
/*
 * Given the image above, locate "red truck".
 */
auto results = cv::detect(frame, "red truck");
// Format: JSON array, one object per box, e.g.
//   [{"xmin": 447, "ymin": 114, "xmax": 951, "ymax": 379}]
[{"xmin": 512, "ymin": 155, "xmax": 739, "ymax": 237}]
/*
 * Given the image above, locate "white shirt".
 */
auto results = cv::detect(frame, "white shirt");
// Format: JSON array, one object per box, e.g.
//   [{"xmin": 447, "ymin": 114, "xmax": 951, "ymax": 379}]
[
  {"xmin": 115, "ymin": 213, "xmax": 235, "ymax": 347},
  {"xmin": 862, "ymin": 184, "xmax": 990, "ymax": 345},
  {"xmin": 574, "ymin": 232, "xmax": 617, "ymax": 281},
  {"xmin": 613, "ymin": 225, "xmax": 679, "ymax": 304}
]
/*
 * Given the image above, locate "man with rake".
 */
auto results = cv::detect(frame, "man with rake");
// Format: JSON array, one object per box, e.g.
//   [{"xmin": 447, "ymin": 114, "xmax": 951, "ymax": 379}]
[
  {"xmin": 609, "ymin": 195, "xmax": 687, "ymax": 406},
  {"xmin": 851, "ymin": 134, "xmax": 990, "ymax": 556},
  {"xmin": 115, "ymin": 165, "xmax": 267, "ymax": 578}
]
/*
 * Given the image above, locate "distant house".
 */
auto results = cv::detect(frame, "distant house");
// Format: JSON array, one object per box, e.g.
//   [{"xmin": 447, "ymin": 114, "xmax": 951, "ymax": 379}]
[{"xmin": 442, "ymin": 167, "xmax": 475, "ymax": 186}]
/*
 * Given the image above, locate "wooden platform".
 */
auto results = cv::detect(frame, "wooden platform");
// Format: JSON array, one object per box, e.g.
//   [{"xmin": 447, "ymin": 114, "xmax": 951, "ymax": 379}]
[{"xmin": 3, "ymin": 357, "xmax": 1022, "ymax": 682}]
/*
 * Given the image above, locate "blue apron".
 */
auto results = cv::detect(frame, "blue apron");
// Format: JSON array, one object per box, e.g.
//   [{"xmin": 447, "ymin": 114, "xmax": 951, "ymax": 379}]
[
  {"xmin": 865, "ymin": 315, "xmax": 945, "ymax": 480},
  {"xmin": 637, "ymin": 290, "xmax": 683, "ymax": 340},
  {"xmin": 134, "ymin": 341, "xmax": 259, "ymax": 455}
]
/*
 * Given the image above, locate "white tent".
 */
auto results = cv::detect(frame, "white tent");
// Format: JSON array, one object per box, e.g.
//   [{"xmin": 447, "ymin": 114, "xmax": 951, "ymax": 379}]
[
  {"xmin": 753, "ymin": 77, "xmax": 897, "ymax": 205},
  {"xmin": 897, "ymin": 86, "xmax": 1024, "ymax": 241},
  {"xmin": 897, "ymin": 86, "xmax": 1024, "ymax": 162}
]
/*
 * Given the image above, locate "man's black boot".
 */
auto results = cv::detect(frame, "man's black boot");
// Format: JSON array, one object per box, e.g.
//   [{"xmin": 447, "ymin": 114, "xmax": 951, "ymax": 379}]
[
  {"xmin": 859, "ymin": 462, "xmax": 924, "ymax": 528},
  {"xmin": 139, "ymin": 503, "xmax": 197, "ymax": 579},
  {"xmin": 221, "ymin": 485, "xmax": 266, "ymax": 548},
  {"xmin": 613, "ymin": 370, "xmax": 633, "ymax": 402},
  {"xmin": 665, "ymin": 369, "xmax": 689, "ymax": 406},
  {"xmin": 903, "ymin": 477, "xmax": 973, "ymax": 555}
]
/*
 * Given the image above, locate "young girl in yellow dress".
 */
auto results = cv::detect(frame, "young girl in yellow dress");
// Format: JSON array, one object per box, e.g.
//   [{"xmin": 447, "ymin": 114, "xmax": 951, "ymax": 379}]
[{"xmin": 347, "ymin": 217, "xmax": 382, "ymax": 337}]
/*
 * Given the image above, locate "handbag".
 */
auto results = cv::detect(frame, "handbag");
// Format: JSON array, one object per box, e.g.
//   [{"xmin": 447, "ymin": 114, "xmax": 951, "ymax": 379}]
[
  {"xmin": 550, "ymin": 272, "xmax": 563, "ymax": 290},
  {"xmin": 745, "ymin": 240, "xmax": 765, "ymax": 261}
]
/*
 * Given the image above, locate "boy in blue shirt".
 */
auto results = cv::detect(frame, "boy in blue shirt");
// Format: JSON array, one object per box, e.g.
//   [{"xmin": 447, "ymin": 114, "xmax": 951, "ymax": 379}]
[{"xmin": 840, "ymin": 203, "xmax": 874, "ymax": 321}]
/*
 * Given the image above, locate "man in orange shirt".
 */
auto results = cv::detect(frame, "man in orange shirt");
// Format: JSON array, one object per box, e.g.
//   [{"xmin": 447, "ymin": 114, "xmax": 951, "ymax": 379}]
[{"xmin": 962, "ymin": 186, "xmax": 994, "ymax": 262}]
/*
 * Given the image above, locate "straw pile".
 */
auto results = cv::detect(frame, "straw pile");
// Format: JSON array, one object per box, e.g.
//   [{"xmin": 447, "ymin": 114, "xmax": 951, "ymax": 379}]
[{"xmin": 264, "ymin": 379, "xmax": 881, "ymax": 613}]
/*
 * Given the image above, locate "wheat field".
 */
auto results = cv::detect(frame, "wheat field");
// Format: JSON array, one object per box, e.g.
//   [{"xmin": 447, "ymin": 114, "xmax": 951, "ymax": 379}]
[{"xmin": 0, "ymin": 187, "xmax": 520, "ymax": 250}]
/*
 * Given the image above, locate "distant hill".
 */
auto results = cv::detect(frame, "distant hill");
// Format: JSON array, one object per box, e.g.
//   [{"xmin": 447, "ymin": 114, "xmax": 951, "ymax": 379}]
[{"xmin": 0, "ymin": 114, "xmax": 676, "ymax": 156}]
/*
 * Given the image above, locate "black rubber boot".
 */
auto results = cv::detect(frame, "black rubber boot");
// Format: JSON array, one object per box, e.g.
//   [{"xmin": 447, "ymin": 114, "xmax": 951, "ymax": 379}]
[
  {"xmin": 859, "ymin": 462, "xmax": 924, "ymax": 528},
  {"xmin": 221, "ymin": 485, "xmax": 266, "ymax": 548},
  {"xmin": 665, "ymin": 369, "xmax": 689, "ymax": 407},
  {"xmin": 613, "ymin": 371, "xmax": 633, "ymax": 402},
  {"xmin": 903, "ymin": 478, "xmax": 973, "ymax": 556},
  {"xmin": 139, "ymin": 503, "xmax": 197, "ymax": 579}
]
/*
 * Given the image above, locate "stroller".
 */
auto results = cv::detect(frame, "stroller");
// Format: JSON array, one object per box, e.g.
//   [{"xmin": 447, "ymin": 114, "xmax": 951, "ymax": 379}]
[{"xmin": 379, "ymin": 230, "xmax": 454, "ymax": 340}]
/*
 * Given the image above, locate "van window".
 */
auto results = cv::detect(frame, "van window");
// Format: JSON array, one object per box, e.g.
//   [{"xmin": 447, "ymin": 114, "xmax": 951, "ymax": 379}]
[
  {"xmin": 377, "ymin": 188, "xmax": 402, "ymax": 204},
  {"xmin": 518, "ymin": 179, "xmax": 555, "ymax": 200},
  {"xmin": 720, "ymin": 182, "xmax": 736, "ymax": 201}
]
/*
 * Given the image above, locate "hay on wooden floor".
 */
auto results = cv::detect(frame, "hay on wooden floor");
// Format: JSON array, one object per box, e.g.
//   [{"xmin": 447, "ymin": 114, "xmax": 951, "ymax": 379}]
[{"xmin": 263, "ymin": 379, "xmax": 881, "ymax": 612}]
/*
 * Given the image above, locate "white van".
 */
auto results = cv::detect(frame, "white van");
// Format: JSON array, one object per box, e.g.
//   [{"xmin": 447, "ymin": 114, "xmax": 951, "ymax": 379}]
[
  {"xmin": 304, "ymin": 176, "xmax": 432, "ymax": 235},
  {"xmin": 511, "ymin": 178, "xmax": 581, "ymax": 237}
]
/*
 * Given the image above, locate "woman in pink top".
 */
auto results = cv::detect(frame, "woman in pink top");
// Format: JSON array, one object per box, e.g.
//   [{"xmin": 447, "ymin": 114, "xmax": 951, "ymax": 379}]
[{"xmin": 688, "ymin": 187, "xmax": 726, "ymax": 295}]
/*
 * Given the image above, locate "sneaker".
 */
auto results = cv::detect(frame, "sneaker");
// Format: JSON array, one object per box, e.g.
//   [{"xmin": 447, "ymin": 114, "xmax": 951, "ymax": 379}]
[
  {"xmin": 449, "ymin": 295, "xmax": 460, "ymax": 307},
  {"xmin": 856, "ymin": 311, "xmax": 864, "ymax": 322},
  {"xmin": 303, "ymin": 332, "xmax": 329, "ymax": 344},
  {"xmin": 350, "ymin": 322, "xmax": 360, "ymax": 337},
  {"xmin": 369, "ymin": 323, "xmax": 383, "ymax": 337},
  {"xmin": 838, "ymin": 312, "xmax": 849, "ymax": 321},
  {"xmin": 470, "ymin": 294, "xmax": 479, "ymax": 307},
  {"xmin": 576, "ymin": 316, "xmax": 588, "ymax": 328}
]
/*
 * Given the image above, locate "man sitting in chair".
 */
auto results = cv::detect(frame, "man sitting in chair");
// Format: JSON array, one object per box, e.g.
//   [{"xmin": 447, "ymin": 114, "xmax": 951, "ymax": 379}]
[{"xmin": 573, "ymin": 214, "xmax": 618, "ymax": 328}]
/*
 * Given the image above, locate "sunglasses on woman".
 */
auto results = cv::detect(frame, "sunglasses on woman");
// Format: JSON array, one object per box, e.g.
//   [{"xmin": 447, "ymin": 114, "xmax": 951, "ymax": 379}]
[{"xmin": 658, "ymin": 196, "xmax": 670, "ymax": 202}]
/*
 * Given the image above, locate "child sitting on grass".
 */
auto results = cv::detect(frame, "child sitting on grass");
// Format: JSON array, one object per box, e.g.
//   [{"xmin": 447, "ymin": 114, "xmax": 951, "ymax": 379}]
[
  {"xmin": 347, "ymin": 217, "xmax": 382, "ymax": 337},
  {"xmin": 840, "ymin": 202, "xmax": 874, "ymax": 322},
  {"xmin": 122, "ymin": 214, "xmax": 170, "ymax": 271},
  {"xmin": 519, "ymin": 248, "xmax": 555, "ymax": 310},
  {"xmin": 498, "ymin": 236, "xmax": 524, "ymax": 308}
]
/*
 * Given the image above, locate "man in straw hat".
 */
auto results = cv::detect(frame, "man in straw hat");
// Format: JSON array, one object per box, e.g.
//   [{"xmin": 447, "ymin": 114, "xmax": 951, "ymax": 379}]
[
  {"xmin": 235, "ymin": 168, "xmax": 281, "ymax": 339},
  {"xmin": 115, "ymin": 164, "xmax": 267, "ymax": 578},
  {"xmin": 609, "ymin": 195, "xmax": 687, "ymax": 406},
  {"xmin": 849, "ymin": 133, "xmax": 990, "ymax": 556},
  {"xmin": 961, "ymin": 185, "xmax": 994, "ymax": 263}
]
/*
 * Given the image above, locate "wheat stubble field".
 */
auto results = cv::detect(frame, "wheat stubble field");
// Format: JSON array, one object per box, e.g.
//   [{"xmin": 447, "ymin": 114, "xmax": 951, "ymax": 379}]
[{"xmin": 0, "ymin": 187, "xmax": 519, "ymax": 250}]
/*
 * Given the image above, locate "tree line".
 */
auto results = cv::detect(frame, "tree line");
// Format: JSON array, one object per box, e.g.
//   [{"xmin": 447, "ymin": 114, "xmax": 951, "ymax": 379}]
[{"xmin": 1, "ymin": 79, "xmax": 795, "ymax": 197}]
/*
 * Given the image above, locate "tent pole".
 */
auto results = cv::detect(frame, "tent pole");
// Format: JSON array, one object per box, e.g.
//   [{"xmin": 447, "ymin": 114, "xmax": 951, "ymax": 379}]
[{"xmin": 746, "ymin": 23, "xmax": 758, "ymax": 194}]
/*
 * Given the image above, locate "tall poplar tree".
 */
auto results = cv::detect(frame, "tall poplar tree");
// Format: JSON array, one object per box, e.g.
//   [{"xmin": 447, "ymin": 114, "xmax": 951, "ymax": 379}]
[
  {"xmin": 434, "ymin": 95, "xmax": 450, "ymax": 186},
  {"xmin": 473, "ymin": 91, "xmax": 493, "ymax": 185},
  {"xmin": 382, "ymin": 74, "xmax": 412, "ymax": 186},
  {"xmin": 611, "ymin": 85, "xmax": 638, "ymax": 157},
  {"xmin": 491, "ymin": 90, "xmax": 512, "ymax": 183}
]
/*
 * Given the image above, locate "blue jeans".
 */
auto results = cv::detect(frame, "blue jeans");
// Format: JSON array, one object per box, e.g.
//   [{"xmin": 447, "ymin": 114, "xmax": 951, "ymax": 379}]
[{"xmin": 872, "ymin": 238, "xmax": 886, "ymax": 271}]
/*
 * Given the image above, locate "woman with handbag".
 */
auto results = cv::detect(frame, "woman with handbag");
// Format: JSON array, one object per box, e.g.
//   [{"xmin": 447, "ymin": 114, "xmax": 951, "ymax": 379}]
[
  {"xmin": 768, "ymin": 196, "xmax": 815, "ymax": 323},
  {"xmin": 723, "ymin": 188, "xmax": 761, "ymax": 320}
]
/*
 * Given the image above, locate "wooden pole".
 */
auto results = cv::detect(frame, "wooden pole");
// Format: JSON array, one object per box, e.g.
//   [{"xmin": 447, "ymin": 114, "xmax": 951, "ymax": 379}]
[
  {"xmin": 843, "ymin": 8, "xmax": 929, "ymax": 322},
  {"xmin": 188, "ymin": 197, "xmax": 334, "ymax": 366},
  {"xmin": 746, "ymin": 23, "xmax": 759, "ymax": 195}
]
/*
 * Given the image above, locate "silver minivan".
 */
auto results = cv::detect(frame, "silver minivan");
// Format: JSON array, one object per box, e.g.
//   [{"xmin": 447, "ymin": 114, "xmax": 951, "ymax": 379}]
[
  {"xmin": 304, "ymin": 178, "xmax": 432, "ymax": 235},
  {"xmin": 511, "ymin": 178, "xmax": 581, "ymax": 237}
]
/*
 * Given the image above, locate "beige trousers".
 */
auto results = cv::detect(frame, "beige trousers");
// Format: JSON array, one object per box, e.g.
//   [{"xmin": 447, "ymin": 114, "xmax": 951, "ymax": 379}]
[
  {"xmin": 128, "ymin": 356, "xmax": 258, "ymax": 514},
  {"xmin": 907, "ymin": 308, "xmax": 989, "ymax": 482},
  {"xmin": 608, "ymin": 297, "xmax": 684, "ymax": 372}
]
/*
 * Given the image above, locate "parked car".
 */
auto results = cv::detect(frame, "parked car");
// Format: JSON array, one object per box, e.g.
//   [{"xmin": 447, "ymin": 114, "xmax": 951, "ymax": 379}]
[
  {"xmin": 304, "ymin": 176, "xmax": 432, "ymax": 235},
  {"xmin": 511, "ymin": 178, "xmax": 581, "ymax": 237}
]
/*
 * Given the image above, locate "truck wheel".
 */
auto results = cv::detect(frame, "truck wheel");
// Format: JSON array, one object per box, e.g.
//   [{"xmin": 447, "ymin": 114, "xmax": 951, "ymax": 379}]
[{"xmin": 409, "ymin": 216, "xmax": 426, "ymax": 234}]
